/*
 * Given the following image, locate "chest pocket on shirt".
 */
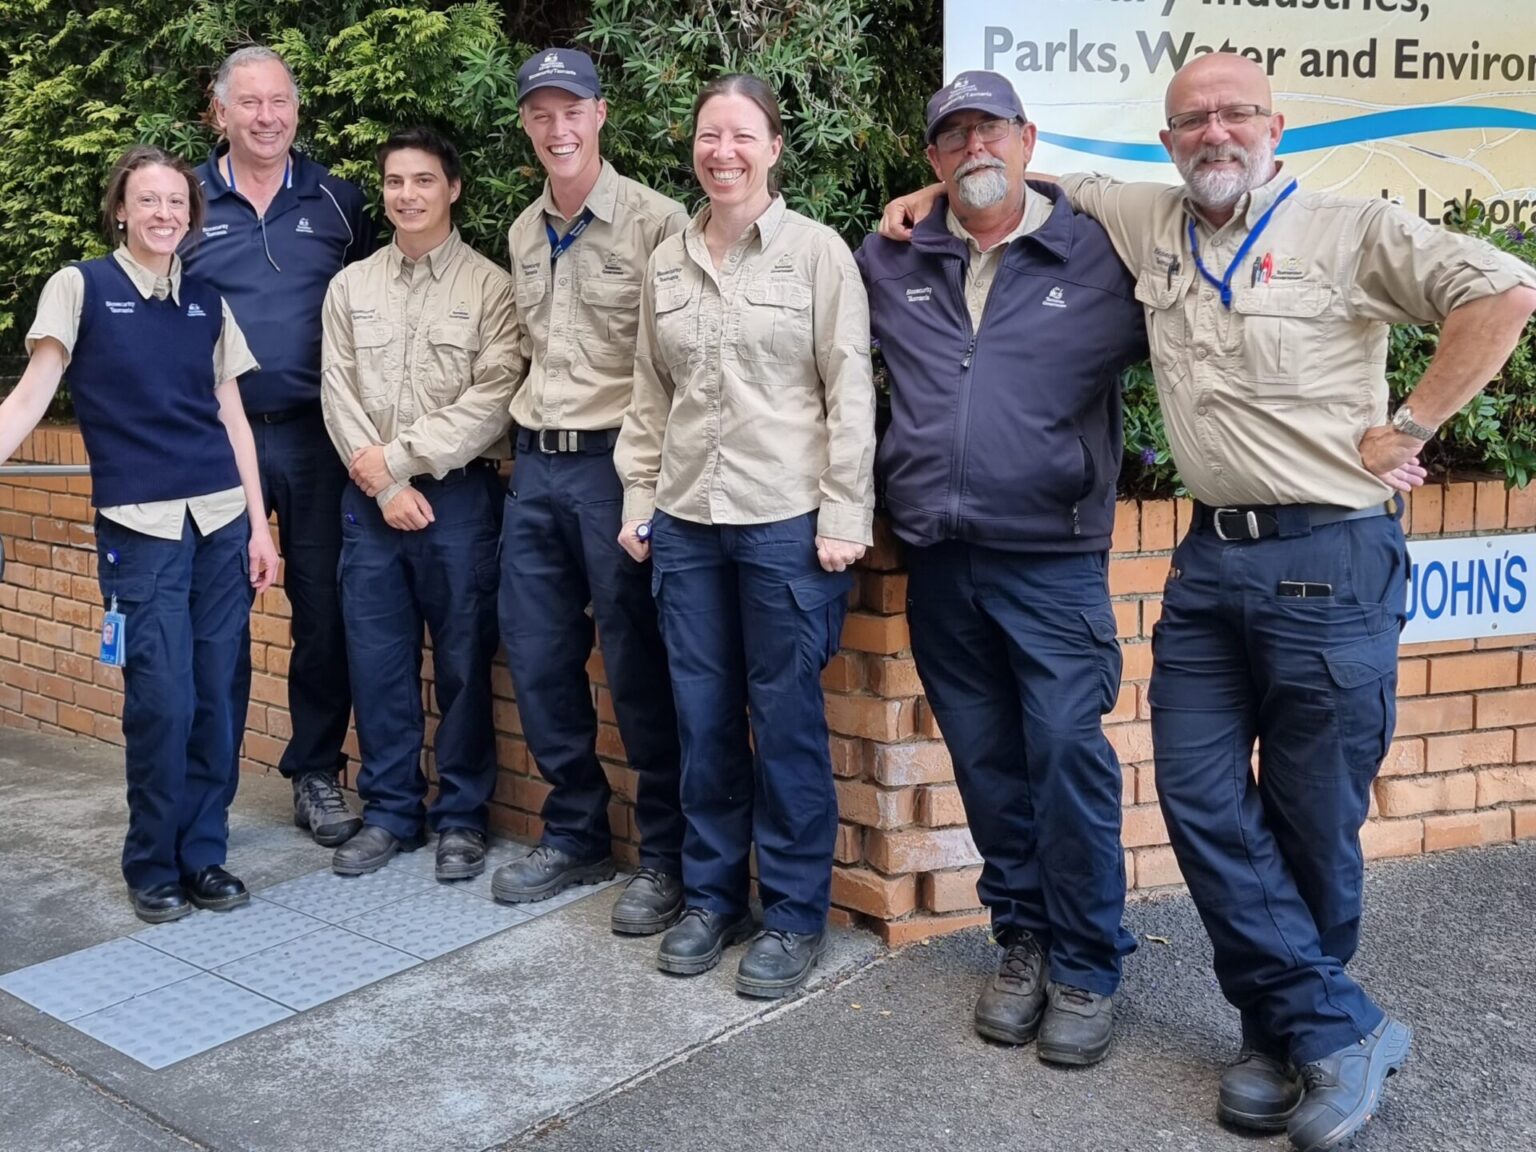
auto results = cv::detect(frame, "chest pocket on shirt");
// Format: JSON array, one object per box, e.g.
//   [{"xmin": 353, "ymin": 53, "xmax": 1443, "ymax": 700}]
[
  {"xmin": 426, "ymin": 322, "xmax": 480, "ymax": 397},
  {"xmin": 580, "ymin": 279, "xmax": 642, "ymax": 368},
  {"xmin": 651, "ymin": 284, "xmax": 698, "ymax": 369},
  {"xmin": 352, "ymin": 321, "xmax": 397, "ymax": 405},
  {"xmin": 515, "ymin": 275, "xmax": 548, "ymax": 326},
  {"xmin": 1133, "ymin": 270, "xmax": 1190, "ymax": 392},
  {"xmin": 1231, "ymin": 283, "xmax": 1332, "ymax": 391},
  {"xmin": 738, "ymin": 279, "xmax": 812, "ymax": 368}
]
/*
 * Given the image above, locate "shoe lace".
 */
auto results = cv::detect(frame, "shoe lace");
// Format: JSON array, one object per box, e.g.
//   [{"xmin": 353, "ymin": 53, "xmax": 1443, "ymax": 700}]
[
  {"xmin": 631, "ymin": 866, "xmax": 668, "ymax": 885},
  {"xmin": 301, "ymin": 773, "xmax": 350, "ymax": 817},
  {"xmin": 1056, "ymin": 985, "xmax": 1095, "ymax": 1007},
  {"xmin": 1300, "ymin": 1063, "xmax": 1334, "ymax": 1091},
  {"xmin": 998, "ymin": 942, "xmax": 1042, "ymax": 988}
]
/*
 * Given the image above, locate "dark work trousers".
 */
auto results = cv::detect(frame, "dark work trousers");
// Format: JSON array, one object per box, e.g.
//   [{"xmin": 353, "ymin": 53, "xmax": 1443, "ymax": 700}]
[
  {"xmin": 338, "ymin": 465, "xmax": 502, "ymax": 840},
  {"xmin": 498, "ymin": 439, "xmax": 683, "ymax": 873},
  {"xmin": 649, "ymin": 510, "xmax": 853, "ymax": 934},
  {"xmin": 234, "ymin": 407, "xmax": 352, "ymax": 780},
  {"xmin": 97, "ymin": 513, "xmax": 251, "ymax": 890},
  {"xmin": 1148, "ymin": 507, "xmax": 1406, "ymax": 1066},
  {"xmin": 906, "ymin": 543, "xmax": 1136, "ymax": 996}
]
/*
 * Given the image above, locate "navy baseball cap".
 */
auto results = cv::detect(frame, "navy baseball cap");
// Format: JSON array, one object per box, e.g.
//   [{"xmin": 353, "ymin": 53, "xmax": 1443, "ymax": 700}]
[
  {"xmin": 925, "ymin": 71, "xmax": 1026, "ymax": 142},
  {"xmin": 517, "ymin": 48, "xmax": 602, "ymax": 103}
]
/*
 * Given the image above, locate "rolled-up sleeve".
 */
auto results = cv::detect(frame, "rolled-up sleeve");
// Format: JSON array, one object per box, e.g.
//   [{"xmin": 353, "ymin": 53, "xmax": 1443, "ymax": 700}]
[{"xmin": 811, "ymin": 239, "xmax": 875, "ymax": 546}]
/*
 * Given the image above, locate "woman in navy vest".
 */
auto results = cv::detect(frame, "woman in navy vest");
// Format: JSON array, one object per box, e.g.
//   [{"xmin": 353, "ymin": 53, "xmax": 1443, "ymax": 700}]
[{"xmin": 0, "ymin": 145, "xmax": 278, "ymax": 923}]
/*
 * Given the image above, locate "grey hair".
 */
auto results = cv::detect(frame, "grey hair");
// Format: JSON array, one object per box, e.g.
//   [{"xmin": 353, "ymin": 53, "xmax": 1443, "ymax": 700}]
[{"xmin": 212, "ymin": 46, "xmax": 299, "ymax": 105}]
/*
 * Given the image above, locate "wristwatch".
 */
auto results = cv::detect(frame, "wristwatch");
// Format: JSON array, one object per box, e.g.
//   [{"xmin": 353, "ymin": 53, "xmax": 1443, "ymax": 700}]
[{"xmin": 1390, "ymin": 405, "xmax": 1437, "ymax": 441}]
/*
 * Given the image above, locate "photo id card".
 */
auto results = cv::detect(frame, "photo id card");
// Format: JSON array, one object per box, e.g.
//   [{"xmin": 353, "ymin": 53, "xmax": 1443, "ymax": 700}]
[{"xmin": 100, "ymin": 597, "xmax": 125, "ymax": 667}]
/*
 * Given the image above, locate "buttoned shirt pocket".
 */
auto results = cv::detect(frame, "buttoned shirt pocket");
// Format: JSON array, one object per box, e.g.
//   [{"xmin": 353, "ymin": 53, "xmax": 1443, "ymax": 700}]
[
  {"xmin": 651, "ymin": 284, "xmax": 698, "ymax": 369},
  {"xmin": 1231, "ymin": 283, "xmax": 1332, "ymax": 390},
  {"xmin": 580, "ymin": 278, "xmax": 643, "ymax": 368},
  {"xmin": 425, "ymin": 321, "xmax": 480, "ymax": 398},
  {"xmin": 515, "ymin": 275, "xmax": 549, "ymax": 328},
  {"xmin": 1133, "ymin": 270, "xmax": 1189, "ymax": 392},
  {"xmin": 738, "ymin": 279, "xmax": 812, "ymax": 371},
  {"xmin": 352, "ymin": 321, "xmax": 397, "ymax": 407}
]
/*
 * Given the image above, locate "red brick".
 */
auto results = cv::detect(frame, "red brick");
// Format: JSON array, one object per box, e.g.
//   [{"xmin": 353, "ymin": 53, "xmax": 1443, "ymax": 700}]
[
  {"xmin": 916, "ymin": 783, "xmax": 968, "ymax": 827},
  {"xmin": 35, "ymin": 671, "xmax": 74, "ymax": 704},
  {"xmin": 12, "ymin": 539, "xmax": 50, "ymax": 566},
  {"xmin": 867, "ymin": 741, "xmax": 953, "ymax": 787},
  {"xmin": 16, "ymin": 588, "xmax": 53, "ymax": 618},
  {"xmin": 840, "ymin": 612, "xmax": 909, "ymax": 656},
  {"xmin": 1374, "ymin": 771, "xmax": 1476, "ymax": 817},
  {"xmin": 1, "ymin": 611, "xmax": 36, "ymax": 640},
  {"xmin": 1106, "ymin": 684, "xmax": 1137, "ymax": 724},
  {"xmin": 1107, "ymin": 721, "xmax": 1154, "ymax": 764},
  {"xmin": 1441, "ymin": 482, "xmax": 1475, "ymax": 532},
  {"xmin": 21, "ymin": 695, "xmax": 57, "ymax": 724},
  {"xmin": 1519, "ymin": 726, "xmax": 1536, "ymax": 762},
  {"xmin": 53, "ymin": 598, "xmax": 92, "ymax": 628},
  {"xmin": 1395, "ymin": 695, "xmax": 1474, "ymax": 737},
  {"xmin": 50, "ymin": 493, "xmax": 89, "ymax": 522},
  {"xmin": 1423, "ymin": 808, "xmax": 1512, "ymax": 852},
  {"xmin": 55, "ymin": 703, "xmax": 96, "ymax": 736},
  {"xmin": 1361, "ymin": 817, "xmax": 1422, "ymax": 859},
  {"xmin": 1514, "ymin": 805, "xmax": 1536, "ymax": 840},
  {"xmin": 825, "ymin": 695, "xmax": 913, "ymax": 742},
  {"xmin": 831, "ymin": 866, "xmax": 917, "ymax": 918},
  {"xmin": 821, "ymin": 652, "xmax": 864, "ymax": 693},
  {"xmin": 1475, "ymin": 688, "xmax": 1536, "ymax": 729},
  {"xmin": 73, "ymin": 682, "xmax": 119, "ymax": 717},
  {"xmin": 829, "ymin": 735, "xmax": 861, "ymax": 779},
  {"xmin": 1109, "ymin": 556, "xmax": 1169, "ymax": 597},
  {"xmin": 1474, "ymin": 480, "xmax": 1506, "ymax": 531},
  {"xmin": 1426, "ymin": 730, "xmax": 1514, "ymax": 773},
  {"xmin": 1379, "ymin": 738, "xmax": 1425, "ymax": 777},
  {"xmin": 248, "ymin": 672, "xmax": 288, "ymax": 707},
  {"xmin": 834, "ymin": 822, "xmax": 862, "ymax": 864},
  {"xmin": 2, "ymin": 665, "xmax": 38, "ymax": 694},
  {"xmin": 18, "ymin": 641, "xmax": 56, "ymax": 672},
  {"xmin": 860, "ymin": 570, "xmax": 908, "ymax": 614},
  {"xmin": 921, "ymin": 866, "xmax": 983, "ymax": 913},
  {"xmin": 1113, "ymin": 600, "xmax": 1139, "ymax": 639},
  {"xmin": 1507, "ymin": 485, "xmax": 1536, "ymax": 529},
  {"xmin": 866, "ymin": 656, "xmax": 924, "ymax": 699},
  {"xmin": 835, "ymin": 779, "xmax": 916, "ymax": 829},
  {"xmin": 1134, "ymin": 761, "xmax": 1159, "ymax": 804},
  {"xmin": 1526, "ymin": 652, "xmax": 1536, "ymax": 686},
  {"xmin": 1401, "ymin": 639, "xmax": 1475, "ymax": 657},
  {"xmin": 243, "ymin": 732, "xmax": 286, "ymax": 767},
  {"xmin": 250, "ymin": 614, "xmax": 291, "ymax": 646},
  {"xmin": 1476, "ymin": 765, "xmax": 1536, "ymax": 807},
  {"xmin": 1140, "ymin": 599, "xmax": 1163, "ymax": 636},
  {"xmin": 865, "ymin": 827, "xmax": 980, "ymax": 874},
  {"xmin": 1133, "ymin": 845, "xmax": 1184, "ymax": 888},
  {"xmin": 1427, "ymin": 652, "xmax": 1520, "ymax": 694},
  {"xmin": 1396, "ymin": 659, "xmax": 1427, "ymax": 697},
  {"xmin": 1474, "ymin": 634, "xmax": 1531, "ymax": 651},
  {"xmin": 874, "ymin": 910, "xmax": 990, "ymax": 947},
  {"xmin": 862, "ymin": 518, "xmax": 903, "ymax": 572},
  {"xmin": 1121, "ymin": 642, "xmax": 1152, "ymax": 682},
  {"xmin": 1111, "ymin": 501, "xmax": 1138, "ymax": 553},
  {"xmin": 1141, "ymin": 500, "xmax": 1176, "ymax": 551}
]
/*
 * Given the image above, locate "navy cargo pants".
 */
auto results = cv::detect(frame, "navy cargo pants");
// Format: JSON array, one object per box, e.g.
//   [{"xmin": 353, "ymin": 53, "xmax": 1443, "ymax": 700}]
[
  {"xmin": 650, "ymin": 510, "xmax": 852, "ymax": 934},
  {"xmin": 498, "ymin": 431, "xmax": 683, "ymax": 873},
  {"xmin": 906, "ymin": 544, "xmax": 1136, "ymax": 995},
  {"xmin": 339, "ymin": 465, "xmax": 501, "ymax": 838},
  {"xmin": 1149, "ymin": 505, "xmax": 1406, "ymax": 1065}
]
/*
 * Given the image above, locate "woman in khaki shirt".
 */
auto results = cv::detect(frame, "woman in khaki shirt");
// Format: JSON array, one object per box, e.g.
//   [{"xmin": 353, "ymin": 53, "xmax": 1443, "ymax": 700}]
[{"xmin": 616, "ymin": 74, "xmax": 875, "ymax": 998}]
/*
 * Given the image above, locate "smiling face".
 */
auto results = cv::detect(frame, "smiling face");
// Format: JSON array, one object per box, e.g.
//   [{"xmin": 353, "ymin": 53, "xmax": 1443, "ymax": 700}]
[
  {"xmin": 116, "ymin": 164, "xmax": 193, "ymax": 268},
  {"xmin": 1159, "ymin": 54, "xmax": 1284, "ymax": 216},
  {"xmin": 693, "ymin": 91, "xmax": 782, "ymax": 213},
  {"xmin": 213, "ymin": 58, "xmax": 299, "ymax": 169},
  {"xmin": 381, "ymin": 148, "xmax": 459, "ymax": 248},
  {"xmin": 519, "ymin": 88, "xmax": 606, "ymax": 189}
]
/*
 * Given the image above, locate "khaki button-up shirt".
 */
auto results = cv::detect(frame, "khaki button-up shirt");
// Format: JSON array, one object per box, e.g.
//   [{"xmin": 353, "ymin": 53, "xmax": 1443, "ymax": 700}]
[
  {"xmin": 1060, "ymin": 167, "xmax": 1536, "ymax": 509},
  {"xmin": 945, "ymin": 188, "xmax": 1055, "ymax": 329},
  {"xmin": 615, "ymin": 197, "xmax": 876, "ymax": 545},
  {"xmin": 321, "ymin": 231, "xmax": 520, "ymax": 508},
  {"xmin": 26, "ymin": 248, "xmax": 259, "ymax": 540},
  {"xmin": 507, "ymin": 160, "xmax": 688, "ymax": 432}
]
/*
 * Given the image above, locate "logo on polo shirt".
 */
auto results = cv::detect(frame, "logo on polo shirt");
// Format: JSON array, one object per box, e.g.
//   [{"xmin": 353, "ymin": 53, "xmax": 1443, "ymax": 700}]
[
  {"xmin": 1042, "ymin": 286, "xmax": 1067, "ymax": 309},
  {"xmin": 295, "ymin": 217, "xmax": 314, "ymax": 235},
  {"xmin": 202, "ymin": 223, "xmax": 229, "ymax": 239},
  {"xmin": 186, "ymin": 302, "xmax": 208, "ymax": 317},
  {"xmin": 905, "ymin": 286, "xmax": 932, "ymax": 304},
  {"xmin": 105, "ymin": 299, "xmax": 135, "ymax": 315}
]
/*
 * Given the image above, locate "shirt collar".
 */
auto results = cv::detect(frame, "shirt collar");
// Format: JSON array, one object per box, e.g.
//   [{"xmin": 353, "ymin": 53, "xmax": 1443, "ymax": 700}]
[
  {"xmin": 540, "ymin": 159, "xmax": 619, "ymax": 225},
  {"xmin": 202, "ymin": 144, "xmax": 303, "ymax": 202},
  {"xmin": 386, "ymin": 228, "xmax": 461, "ymax": 281},
  {"xmin": 686, "ymin": 195, "xmax": 789, "ymax": 254},
  {"xmin": 112, "ymin": 247, "xmax": 182, "ymax": 304},
  {"xmin": 945, "ymin": 187, "xmax": 1052, "ymax": 254},
  {"xmin": 928, "ymin": 182, "xmax": 1073, "ymax": 262}
]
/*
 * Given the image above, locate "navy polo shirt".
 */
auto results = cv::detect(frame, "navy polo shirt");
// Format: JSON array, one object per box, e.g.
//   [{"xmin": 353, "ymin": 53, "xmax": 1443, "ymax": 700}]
[{"xmin": 182, "ymin": 147, "xmax": 375, "ymax": 415}]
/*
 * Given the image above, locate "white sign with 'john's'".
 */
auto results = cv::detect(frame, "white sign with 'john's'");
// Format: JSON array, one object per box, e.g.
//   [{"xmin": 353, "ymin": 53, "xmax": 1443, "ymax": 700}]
[{"xmin": 1403, "ymin": 533, "xmax": 1535, "ymax": 644}]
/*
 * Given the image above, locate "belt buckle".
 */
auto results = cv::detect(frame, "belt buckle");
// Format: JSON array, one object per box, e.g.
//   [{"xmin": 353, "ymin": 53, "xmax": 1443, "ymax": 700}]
[
  {"xmin": 537, "ymin": 429, "xmax": 558, "ymax": 454},
  {"xmin": 1212, "ymin": 508, "xmax": 1260, "ymax": 541}
]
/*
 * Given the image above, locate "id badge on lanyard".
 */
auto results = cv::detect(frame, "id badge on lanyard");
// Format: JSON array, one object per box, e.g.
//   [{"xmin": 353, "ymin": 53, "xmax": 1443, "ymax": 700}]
[{"xmin": 99, "ymin": 550, "xmax": 126, "ymax": 667}]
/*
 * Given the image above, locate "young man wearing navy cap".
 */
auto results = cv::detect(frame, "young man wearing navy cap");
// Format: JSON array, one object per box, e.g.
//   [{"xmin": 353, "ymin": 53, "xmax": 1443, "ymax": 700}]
[{"xmin": 489, "ymin": 50, "xmax": 691, "ymax": 937}]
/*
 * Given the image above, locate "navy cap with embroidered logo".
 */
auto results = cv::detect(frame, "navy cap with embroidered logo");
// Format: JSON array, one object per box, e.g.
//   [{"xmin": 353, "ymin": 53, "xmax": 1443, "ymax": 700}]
[
  {"xmin": 925, "ymin": 71, "xmax": 1027, "ymax": 143},
  {"xmin": 517, "ymin": 48, "xmax": 602, "ymax": 103}
]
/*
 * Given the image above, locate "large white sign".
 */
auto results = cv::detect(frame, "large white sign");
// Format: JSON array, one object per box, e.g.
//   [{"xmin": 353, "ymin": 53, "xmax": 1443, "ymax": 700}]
[
  {"xmin": 1403, "ymin": 533, "xmax": 1536, "ymax": 643},
  {"xmin": 945, "ymin": 0, "xmax": 1536, "ymax": 226}
]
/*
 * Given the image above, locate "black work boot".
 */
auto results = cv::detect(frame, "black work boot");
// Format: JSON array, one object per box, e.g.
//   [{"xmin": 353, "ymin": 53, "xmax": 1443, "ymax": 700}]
[
  {"xmin": 491, "ymin": 844, "xmax": 615, "ymax": 904},
  {"xmin": 1038, "ymin": 983, "xmax": 1115, "ymax": 1066},
  {"xmin": 610, "ymin": 868, "xmax": 684, "ymax": 935},
  {"xmin": 1219, "ymin": 1049, "xmax": 1303, "ymax": 1132},
  {"xmin": 656, "ymin": 907, "xmax": 756, "ymax": 975},
  {"xmin": 185, "ymin": 866, "xmax": 250, "ymax": 911},
  {"xmin": 332, "ymin": 824, "xmax": 426, "ymax": 876},
  {"xmin": 435, "ymin": 828, "xmax": 486, "ymax": 881},
  {"xmin": 1288, "ymin": 1017, "xmax": 1413, "ymax": 1152},
  {"xmin": 131, "ymin": 882, "xmax": 191, "ymax": 924},
  {"xmin": 974, "ymin": 933, "xmax": 1047, "ymax": 1045},
  {"xmin": 735, "ymin": 929, "xmax": 827, "ymax": 999},
  {"xmin": 293, "ymin": 770, "xmax": 362, "ymax": 847}
]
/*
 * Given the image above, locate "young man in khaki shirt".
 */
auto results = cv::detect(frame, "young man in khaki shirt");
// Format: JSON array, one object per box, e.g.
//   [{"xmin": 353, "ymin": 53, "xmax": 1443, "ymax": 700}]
[
  {"xmin": 883, "ymin": 54, "xmax": 1536, "ymax": 1152},
  {"xmin": 321, "ymin": 127, "xmax": 520, "ymax": 880},
  {"xmin": 488, "ymin": 49, "xmax": 691, "ymax": 936}
]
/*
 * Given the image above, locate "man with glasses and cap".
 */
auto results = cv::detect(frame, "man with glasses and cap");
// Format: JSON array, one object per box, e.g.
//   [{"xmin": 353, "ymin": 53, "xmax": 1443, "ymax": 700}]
[
  {"xmin": 488, "ymin": 49, "xmax": 691, "ymax": 937},
  {"xmin": 857, "ymin": 70, "xmax": 1147, "ymax": 1067}
]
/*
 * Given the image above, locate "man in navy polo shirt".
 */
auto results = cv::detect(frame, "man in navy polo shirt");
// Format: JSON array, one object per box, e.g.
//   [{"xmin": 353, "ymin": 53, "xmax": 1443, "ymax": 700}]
[
  {"xmin": 857, "ymin": 72, "xmax": 1146, "ymax": 1066},
  {"xmin": 181, "ymin": 46, "xmax": 375, "ymax": 847}
]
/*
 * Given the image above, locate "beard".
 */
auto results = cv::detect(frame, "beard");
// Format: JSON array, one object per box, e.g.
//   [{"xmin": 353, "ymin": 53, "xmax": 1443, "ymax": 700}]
[
  {"xmin": 1176, "ymin": 135, "xmax": 1276, "ymax": 212},
  {"xmin": 953, "ymin": 156, "xmax": 1010, "ymax": 210}
]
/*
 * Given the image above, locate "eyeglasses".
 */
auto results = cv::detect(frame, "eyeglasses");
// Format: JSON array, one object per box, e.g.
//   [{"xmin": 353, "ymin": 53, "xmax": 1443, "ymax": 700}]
[
  {"xmin": 1166, "ymin": 104, "xmax": 1271, "ymax": 134},
  {"xmin": 934, "ymin": 117, "xmax": 1018, "ymax": 154}
]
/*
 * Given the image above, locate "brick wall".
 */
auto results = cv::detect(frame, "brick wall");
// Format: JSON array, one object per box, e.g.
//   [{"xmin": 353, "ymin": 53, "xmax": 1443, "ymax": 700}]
[{"xmin": 3, "ymin": 425, "xmax": 1534, "ymax": 943}]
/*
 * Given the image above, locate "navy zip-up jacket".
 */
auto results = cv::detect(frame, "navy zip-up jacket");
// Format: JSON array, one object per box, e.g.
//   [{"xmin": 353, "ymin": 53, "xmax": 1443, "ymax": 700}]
[
  {"xmin": 182, "ymin": 147, "xmax": 375, "ymax": 414},
  {"xmin": 856, "ymin": 183, "xmax": 1147, "ymax": 553}
]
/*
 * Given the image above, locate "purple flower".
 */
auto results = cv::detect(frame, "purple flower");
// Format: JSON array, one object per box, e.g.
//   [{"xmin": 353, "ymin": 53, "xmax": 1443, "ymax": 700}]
[
  {"xmin": 1140, "ymin": 447, "xmax": 1158, "ymax": 466},
  {"xmin": 1507, "ymin": 227, "xmax": 1527, "ymax": 243}
]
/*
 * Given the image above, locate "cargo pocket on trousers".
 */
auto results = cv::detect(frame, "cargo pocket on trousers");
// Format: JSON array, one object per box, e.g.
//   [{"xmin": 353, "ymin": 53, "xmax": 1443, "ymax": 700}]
[
  {"xmin": 1081, "ymin": 608, "xmax": 1123, "ymax": 715},
  {"xmin": 789, "ymin": 569, "xmax": 854, "ymax": 676},
  {"xmin": 1322, "ymin": 628, "xmax": 1398, "ymax": 776}
]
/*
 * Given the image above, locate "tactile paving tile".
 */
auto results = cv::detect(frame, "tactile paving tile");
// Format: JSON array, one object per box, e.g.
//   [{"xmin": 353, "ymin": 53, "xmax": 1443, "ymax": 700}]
[
  {"xmin": 215, "ymin": 926, "xmax": 420, "ymax": 1011},
  {"xmin": 0, "ymin": 938, "xmax": 199, "ymax": 1022},
  {"xmin": 255, "ymin": 865, "xmax": 437, "ymax": 923},
  {"xmin": 132, "ymin": 898, "xmax": 327, "ymax": 969},
  {"xmin": 340, "ymin": 887, "xmax": 531, "ymax": 960},
  {"xmin": 70, "ymin": 972, "xmax": 292, "ymax": 1070}
]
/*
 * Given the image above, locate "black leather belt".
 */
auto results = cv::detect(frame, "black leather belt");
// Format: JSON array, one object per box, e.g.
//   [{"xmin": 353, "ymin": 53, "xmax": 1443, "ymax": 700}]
[
  {"xmin": 254, "ymin": 401, "xmax": 322, "ymax": 424},
  {"xmin": 416, "ymin": 458, "xmax": 501, "ymax": 484},
  {"xmin": 515, "ymin": 427, "xmax": 619, "ymax": 455},
  {"xmin": 1194, "ymin": 501, "xmax": 1393, "ymax": 541}
]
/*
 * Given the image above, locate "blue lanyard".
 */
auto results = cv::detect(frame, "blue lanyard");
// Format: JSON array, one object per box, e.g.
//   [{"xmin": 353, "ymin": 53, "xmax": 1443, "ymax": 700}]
[
  {"xmin": 1187, "ymin": 179, "xmax": 1297, "ymax": 309},
  {"xmin": 546, "ymin": 208, "xmax": 595, "ymax": 267},
  {"xmin": 224, "ymin": 153, "xmax": 291, "ymax": 193}
]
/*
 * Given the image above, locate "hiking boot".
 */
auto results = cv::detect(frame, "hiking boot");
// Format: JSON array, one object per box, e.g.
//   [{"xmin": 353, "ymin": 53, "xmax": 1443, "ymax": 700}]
[
  {"xmin": 735, "ymin": 929, "xmax": 827, "ymax": 999},
  {"xmin": 1288, "ymin": 1017, "xmax": 1413, "ymax": 1152},
  {"xmin": 610, "ymin": 868, "xmax": 684, "ymax": 935},
  {"xmin": 293, "ymin": 771, "xmax": 362, "ymax": 847},
  {"xmin": 656, "ymin": 908, "xmax": 756, "ymax": 976},
  {"xmin": 1038, "ymin": 983, "xmax": 1115, "ymax": 1066},
  {"xmin": 1219, "ymin": 1049, "xmax": 1303, "ymax": 1132},
  {"xmin": 332, "ymin": 824, "xmax": 426, "ymax": 875},
  {"xmin": 974, "ymin": 933, "xmax": 1047, "ymax": 1045},
  {"xmin": 490, "ymin": 844, "xmax": 615, "ymax": 904},
  {"xmin": 435, "ymin": 828, "xmax": 487, "ymax": 881}
]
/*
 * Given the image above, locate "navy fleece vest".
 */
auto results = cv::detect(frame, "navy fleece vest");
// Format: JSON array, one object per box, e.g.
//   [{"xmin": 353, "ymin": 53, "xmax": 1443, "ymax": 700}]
[{"xmin": 69, "ymin": 257, "xmax": 240, "ymax": 507}]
